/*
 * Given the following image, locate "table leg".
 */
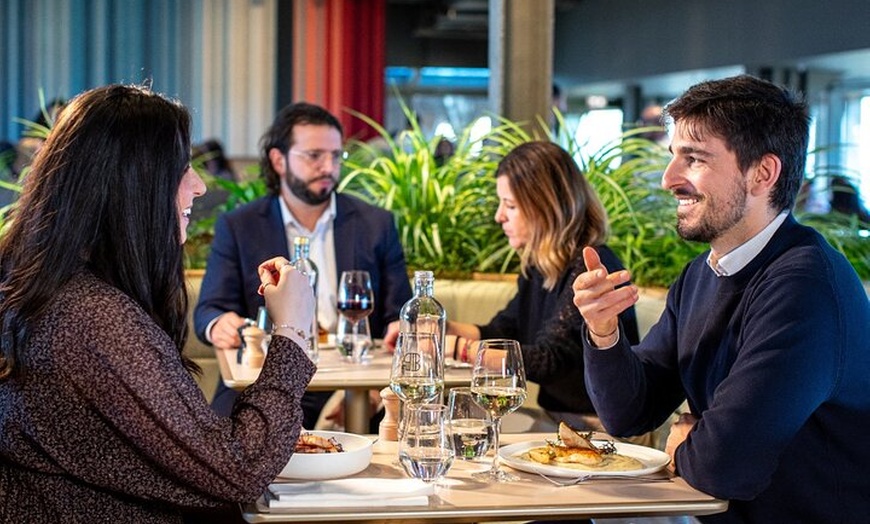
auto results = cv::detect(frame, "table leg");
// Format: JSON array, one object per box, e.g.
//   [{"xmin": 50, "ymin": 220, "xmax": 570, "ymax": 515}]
[{"xmin": 344, "ymin": 389, "xmax": 372, "ymax": 434}]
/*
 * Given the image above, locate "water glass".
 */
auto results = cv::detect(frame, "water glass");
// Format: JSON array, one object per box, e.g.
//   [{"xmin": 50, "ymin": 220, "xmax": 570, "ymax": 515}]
[
  {"xmin": 447, "ymin": 387, "xmax": 493, "ymax": 461},
  {"xmin": 337, "ymin": 315, "xmax": 373, "ymax": 363},
  {"xmin": 398, "ymin": 404, "xmax": 454, "ymax": 483}
]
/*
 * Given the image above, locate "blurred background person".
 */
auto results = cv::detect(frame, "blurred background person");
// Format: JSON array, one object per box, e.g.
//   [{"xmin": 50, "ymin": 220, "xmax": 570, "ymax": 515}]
[
  {"xmin": 637, "ymin": 103, "xmax": 669, "ymax": 146},
  {"xmin": 13, "ymin": 97, "xmax": 66, "ymax": 174},
  {"xmin": 433, "ymin": 136, "xmax": 455, "ymax": 167},
  {"xmin": 0, "ymin": 141, "xmax": 18, "ymax": 209},
  {"xmin": 550, "ymin": 83, "xmax": 568, "ymax": 129},
  {"xmin": 190, "ymin": 138, "xmax": 239, "ymax": 223},
  {"xmin": 0, "ymin": 84, "xmax": 316, "ymax": 522},
  {"xmin": 830, "ymin": 175, "xmax": 870, "ymax": 223}
]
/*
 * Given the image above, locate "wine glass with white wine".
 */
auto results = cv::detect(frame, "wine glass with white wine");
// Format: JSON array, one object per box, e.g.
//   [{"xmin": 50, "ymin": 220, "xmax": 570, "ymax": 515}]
[{"xmin": 470, "ymin": 339, "xmax": 527, "ymax": 482}]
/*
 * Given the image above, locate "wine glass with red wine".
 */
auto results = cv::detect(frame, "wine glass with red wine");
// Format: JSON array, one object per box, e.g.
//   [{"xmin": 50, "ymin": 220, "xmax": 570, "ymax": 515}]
[{"xmin": 336, "ymin": 270, "xmax": 375, "ymax": 362}]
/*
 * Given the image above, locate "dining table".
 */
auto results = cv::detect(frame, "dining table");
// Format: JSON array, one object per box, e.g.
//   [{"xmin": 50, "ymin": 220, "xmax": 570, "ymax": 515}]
[
  {"xmin": 242, "ymin": 432, "xmax": 727, "ymax": 523},
  {"xmin": 215, "ymin": 342, "xmax": 474, "ymax": 434}
]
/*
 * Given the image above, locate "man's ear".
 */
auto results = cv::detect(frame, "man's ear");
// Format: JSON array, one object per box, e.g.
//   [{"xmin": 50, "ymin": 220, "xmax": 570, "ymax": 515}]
[
  {"xmin": 268, "ymin": 148, "xmax": 286, "ymax": 176},
  {"xmin": 750, "ymin": 153, "xmax": 781, "ymax": 196}
]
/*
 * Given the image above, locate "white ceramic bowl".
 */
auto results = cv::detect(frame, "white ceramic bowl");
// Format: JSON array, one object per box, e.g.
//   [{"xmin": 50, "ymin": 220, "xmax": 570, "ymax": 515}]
[{"xmin": 278, "ymin": 431, "xmax": 374, "ymax": 480}]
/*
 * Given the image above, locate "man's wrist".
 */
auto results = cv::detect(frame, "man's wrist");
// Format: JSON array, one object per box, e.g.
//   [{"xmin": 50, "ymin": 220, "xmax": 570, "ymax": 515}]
[
  {"xmin": 204, "ymin": 316, "xmax": 221, "ymax": 344},
  {"xmin": 586, "ymin": 324, "xmax": 620, "ymax": 349}
]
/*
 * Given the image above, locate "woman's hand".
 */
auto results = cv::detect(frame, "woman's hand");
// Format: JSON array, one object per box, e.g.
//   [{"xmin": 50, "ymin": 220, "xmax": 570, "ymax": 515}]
[
  {"xmin": 257, "ymin": 257, "xmax": 315, "ymax": 341},
  {"xmin": 382, "ymin": 320, "xmax": 400, "ymax": 352}
]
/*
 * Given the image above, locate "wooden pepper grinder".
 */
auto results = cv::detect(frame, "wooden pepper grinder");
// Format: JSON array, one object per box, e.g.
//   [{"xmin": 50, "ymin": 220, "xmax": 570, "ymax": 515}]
[
  {"xmin": 379, "ymin": 386, "xmax": 400, "ymax": 441},
  {"xmin": 241, "ymin": 325, "xmax": 266, "ymax": 368}
]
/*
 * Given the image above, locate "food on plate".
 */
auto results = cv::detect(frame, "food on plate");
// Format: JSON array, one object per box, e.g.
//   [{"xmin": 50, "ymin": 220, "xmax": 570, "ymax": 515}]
[
  {"xmin": 522, "ymin": 422, "xmax": 643, "ymax": 471},
  {"xmin": 557, "ymin": 420, "xmax": 603, "ymax": 450},
  {"xmin": 294, "ymin": 433, "xmax": 344, "ymax": 454}
]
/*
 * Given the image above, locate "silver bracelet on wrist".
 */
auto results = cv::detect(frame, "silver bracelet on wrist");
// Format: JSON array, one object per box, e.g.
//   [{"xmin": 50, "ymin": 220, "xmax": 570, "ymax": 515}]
[{"xmin": 272, "ymin": 324, "xmax": 310, "ymax": 345}]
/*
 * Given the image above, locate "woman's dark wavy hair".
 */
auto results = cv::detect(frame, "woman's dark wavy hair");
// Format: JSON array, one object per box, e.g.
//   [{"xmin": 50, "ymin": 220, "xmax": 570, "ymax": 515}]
[
  {"xmin": 259, "ymin": 102, "xmax": 343, "ymax": 195},
  {"xmin": 0, "ymin": 84, "xmax": 196, "ymax": 380},
  {"xmin": 663, "ymin": 74, "xmax": 810, "ymax": 212}
]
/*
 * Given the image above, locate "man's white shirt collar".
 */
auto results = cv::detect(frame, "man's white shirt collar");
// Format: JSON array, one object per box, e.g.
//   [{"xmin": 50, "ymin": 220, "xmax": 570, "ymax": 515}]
[
  {"xmin": 707, "ymin": 211, "xmax": 789, "ymax": 276},
  {"xmin": 279, "ymin": 194, "xmax": 337, "ymax": 234}
]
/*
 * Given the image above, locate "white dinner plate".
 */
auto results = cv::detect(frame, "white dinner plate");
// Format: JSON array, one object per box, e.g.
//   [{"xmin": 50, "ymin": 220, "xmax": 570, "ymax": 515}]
[{"xmin": 498, "ymin": 439, "xmax": 670, "ymax": 478}]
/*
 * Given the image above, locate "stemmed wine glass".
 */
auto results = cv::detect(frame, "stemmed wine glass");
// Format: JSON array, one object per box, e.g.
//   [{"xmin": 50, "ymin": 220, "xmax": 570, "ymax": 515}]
[
  {"xmin": 390, "ymin": 332, "xmax": 444, "ymax": 436},
  {"xmin": 470, "ymin": 339, "xmax": 527, "ymax": 482},
  {"xmin": 336, "ymin": 270, "xmax": 374, "ymax": 363}
]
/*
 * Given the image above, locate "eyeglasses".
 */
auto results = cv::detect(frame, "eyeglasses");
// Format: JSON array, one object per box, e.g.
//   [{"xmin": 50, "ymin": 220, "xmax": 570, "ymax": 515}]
[{"xmin": 288, "ymin": 149, "xmax": 348, "ymax": 167}]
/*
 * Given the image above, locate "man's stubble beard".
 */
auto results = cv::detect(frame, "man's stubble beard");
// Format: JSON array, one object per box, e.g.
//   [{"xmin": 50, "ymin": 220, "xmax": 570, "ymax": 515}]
[{"xmin": 676, "ymin": 177, "xmax": 748, "ymax": 244}]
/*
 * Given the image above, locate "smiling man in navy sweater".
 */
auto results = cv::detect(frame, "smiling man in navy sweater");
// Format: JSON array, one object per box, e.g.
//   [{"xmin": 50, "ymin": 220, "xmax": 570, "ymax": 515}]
[{"xmin": 573, "ymin": 75, "xmax": 870, "ymax": 523}]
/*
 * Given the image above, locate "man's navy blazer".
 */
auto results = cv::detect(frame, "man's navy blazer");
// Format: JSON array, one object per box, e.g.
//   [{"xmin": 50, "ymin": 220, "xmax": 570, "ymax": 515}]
[{"xmin": 193, "ymin": 193, "xmax": 412, "ymax": 342}]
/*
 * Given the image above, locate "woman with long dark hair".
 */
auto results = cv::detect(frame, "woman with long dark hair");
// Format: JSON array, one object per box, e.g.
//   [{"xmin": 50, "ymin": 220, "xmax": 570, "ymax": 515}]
[{"xmin": 0, "ymin": 84, "xmax": 316, "ymax": 522}]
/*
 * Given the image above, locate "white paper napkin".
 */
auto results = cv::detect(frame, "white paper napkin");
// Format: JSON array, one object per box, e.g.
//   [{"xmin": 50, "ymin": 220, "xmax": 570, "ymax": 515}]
[{"xmin": 267, "ymin": 478, "xmax": 434, "ymax": 508}]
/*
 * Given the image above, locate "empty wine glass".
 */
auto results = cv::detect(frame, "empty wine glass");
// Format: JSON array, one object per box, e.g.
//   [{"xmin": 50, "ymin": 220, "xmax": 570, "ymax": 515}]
[
  {"xmin": 398, "ymin": 403, "xmax": 454, "ymax": 484},
  {"xmin": 336, "ymin": 270, "xmax": 374, "ymax": 363},
  {"xmin": 470, "ymin": 339, "xmax": 527, "ymax": 482}
]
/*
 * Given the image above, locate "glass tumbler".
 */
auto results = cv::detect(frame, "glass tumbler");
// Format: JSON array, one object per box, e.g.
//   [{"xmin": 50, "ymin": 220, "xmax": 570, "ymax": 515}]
[{"xmin": 447, "ymin": 387, "xmax": 493, "ymax": 460}]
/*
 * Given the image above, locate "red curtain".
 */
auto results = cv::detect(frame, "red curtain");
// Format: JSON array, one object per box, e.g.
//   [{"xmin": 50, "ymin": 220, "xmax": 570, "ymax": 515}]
[{"xmin": 294, "ymin": 0, "xmax": 385, "ymax": 142}]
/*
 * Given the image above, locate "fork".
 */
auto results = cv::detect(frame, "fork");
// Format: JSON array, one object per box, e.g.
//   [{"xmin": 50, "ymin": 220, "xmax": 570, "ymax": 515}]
[{"xmin": 535, "ymin": 471, "xmax": 672, "ymax": 487}]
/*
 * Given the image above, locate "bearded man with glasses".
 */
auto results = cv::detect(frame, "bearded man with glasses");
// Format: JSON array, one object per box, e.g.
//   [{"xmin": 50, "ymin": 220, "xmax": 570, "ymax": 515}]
[{"xmin": 195, "ymin": 102, "xmax": 412, "ymax": 428}]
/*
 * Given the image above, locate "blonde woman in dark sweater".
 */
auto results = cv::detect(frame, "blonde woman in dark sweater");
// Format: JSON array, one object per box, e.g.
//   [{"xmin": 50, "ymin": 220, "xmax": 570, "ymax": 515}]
[{"xmin": 447, "ymin": 141, "xmax": 639, "ymax": 432}]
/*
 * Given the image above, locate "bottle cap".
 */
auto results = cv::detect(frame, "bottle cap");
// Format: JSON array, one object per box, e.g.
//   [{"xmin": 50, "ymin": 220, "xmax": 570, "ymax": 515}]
[{"xmin": 256, "ymin": 306, "xmax": 271, "ymax": 331}]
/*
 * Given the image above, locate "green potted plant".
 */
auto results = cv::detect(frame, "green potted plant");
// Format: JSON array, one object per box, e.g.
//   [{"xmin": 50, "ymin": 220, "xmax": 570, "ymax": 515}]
[
  {"xmin": 182, "ymin": 167, "xmax": 267, "ymax": 270},
  {"xmin": 339, "ymin": 103, "xmax": 518, "ymax": 278},
  {"xmin": 340, "ymin": 104, "xmax": 703, "ymax": 287},
  {"xmin": 0, "ymin": 98, "xmax": 56, "ymax": 237},
  {"xmin": 339, "ymin": 105, "xmax": 869, "ymax": 286}
]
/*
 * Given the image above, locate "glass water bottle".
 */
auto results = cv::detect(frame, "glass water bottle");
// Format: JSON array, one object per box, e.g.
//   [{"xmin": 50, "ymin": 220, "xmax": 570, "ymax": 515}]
[
  {"xmin": 290, "ymin": 235, "xmax": 319, "ymax": 364},
  {"xmin": 399, "ymin": 270, "xmax": 446, "ymax": 362}
]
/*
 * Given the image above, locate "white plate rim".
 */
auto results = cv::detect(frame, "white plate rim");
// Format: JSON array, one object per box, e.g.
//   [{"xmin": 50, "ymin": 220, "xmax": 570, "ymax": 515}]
[{"xmin": 498, "ymin": 439, "xmax": 670, "ymax": 478}]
